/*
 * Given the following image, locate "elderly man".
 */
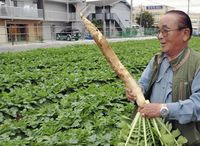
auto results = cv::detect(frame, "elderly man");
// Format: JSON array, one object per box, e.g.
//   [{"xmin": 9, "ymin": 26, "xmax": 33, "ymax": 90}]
[{"xmin": 127, "ymin": 10, "xmax": 200, "ymax": 146}]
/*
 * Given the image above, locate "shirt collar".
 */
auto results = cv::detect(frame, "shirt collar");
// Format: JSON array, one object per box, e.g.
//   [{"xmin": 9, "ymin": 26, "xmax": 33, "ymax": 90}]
[{"xmin": 169, "ymin": 48, "xmax": 190, "ymax": 71}]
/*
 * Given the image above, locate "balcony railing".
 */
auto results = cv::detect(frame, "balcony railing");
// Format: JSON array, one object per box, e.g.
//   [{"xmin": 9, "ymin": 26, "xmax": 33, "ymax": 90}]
[
  {"xmin": 89, "ymin": 13, "xmax": 126, "ymax": 31},
  {"xmin": 0, "ymin": 6, "xmax": 43, "ymax": 20},
  {"xmin": 45, "ymin": 10, "xmax": 81, "ymax": 21}
]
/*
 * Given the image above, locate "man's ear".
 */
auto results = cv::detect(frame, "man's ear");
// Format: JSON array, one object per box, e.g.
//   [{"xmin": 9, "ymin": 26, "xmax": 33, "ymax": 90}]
[{"xmin": 183, "ymin": 28, "xmax": 191, "ymax": 41}]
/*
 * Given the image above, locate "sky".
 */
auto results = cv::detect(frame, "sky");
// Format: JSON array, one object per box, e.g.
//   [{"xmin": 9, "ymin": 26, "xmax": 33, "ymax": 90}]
[{"xmin": 126, "ymin": 0, "xmax": 200, "ymax": 13}]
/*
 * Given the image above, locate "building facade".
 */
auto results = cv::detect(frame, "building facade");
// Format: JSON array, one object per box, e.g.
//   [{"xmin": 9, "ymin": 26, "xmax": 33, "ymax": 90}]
[
  {"xmin": 133, "ymin": 4, "xmax": 200, "ymax": 35},
  {"xmin": 133, "ymin": 4, "xmax": 174, "ymax": 27},
  {"xmin": 42, "ymin": 0, "xmax": 85, "ymax": 41}
]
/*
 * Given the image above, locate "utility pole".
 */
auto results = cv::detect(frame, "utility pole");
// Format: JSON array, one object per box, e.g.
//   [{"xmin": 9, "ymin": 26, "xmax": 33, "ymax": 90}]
[
  {"xmin": 140, "ymin": 4, "xmax": 143, "ymax": 27},
  {"xmin": 187, "ymin": 0, "xmax": 190, "ymax": 14},
  {"xmin": 139, "ymin": 4, "xmax": 143, "ymax": 36},
  {"xmin": 130, "ymin": 0, "xmax": 133, "ymax": 28},
  {"xmin": 198, "ymin": 17, "xmax": 200, "ymax": 35}
]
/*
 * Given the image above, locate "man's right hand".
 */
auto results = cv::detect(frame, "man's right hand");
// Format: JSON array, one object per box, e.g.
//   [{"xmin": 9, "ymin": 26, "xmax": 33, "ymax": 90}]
[{"xmin": 126, "ymin": 88, "xmax": 137, "ymax": 101}]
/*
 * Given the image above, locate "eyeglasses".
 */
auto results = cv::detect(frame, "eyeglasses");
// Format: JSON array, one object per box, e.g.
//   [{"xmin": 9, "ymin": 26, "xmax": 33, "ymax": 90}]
[{"xmin": 156, "ymin": 27, "xmax": 185, "ymax": 37}]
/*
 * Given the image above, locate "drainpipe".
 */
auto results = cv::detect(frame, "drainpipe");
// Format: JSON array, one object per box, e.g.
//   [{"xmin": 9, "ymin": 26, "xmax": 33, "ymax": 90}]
[
  {"xmin": 66, "ymin": 0, "xmax": 69, "ymax": 21},
  {"xmin": 187, "ymin": 0, "xmax": 190, "ymax": 15},
  {"xmin": 103, "ymin": 1, "xmax": 106, "ymax": 36}
]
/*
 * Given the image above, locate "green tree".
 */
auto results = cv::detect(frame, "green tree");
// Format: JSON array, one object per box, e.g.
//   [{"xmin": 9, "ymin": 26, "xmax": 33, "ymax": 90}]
[
  {"xmin": 91, "ymin": 19, "xmax": 103, "ymax": 31},
  {"xmin": 136, "ymin": 11, "xmax": 154, "ymax": 28}
]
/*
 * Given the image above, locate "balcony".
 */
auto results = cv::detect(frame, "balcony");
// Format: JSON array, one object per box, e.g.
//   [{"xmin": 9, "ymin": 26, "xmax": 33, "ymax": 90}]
[
  {"xmin": 93, "ymin": 13, "xmax": 114, "ymax": 20},
  {"xmin": 44, "ymin": 10, "xmax": 81, "ymax": 22},
  {"xmin": 89, "ymin": 12, "xmax": 125, "ymax": 31},
  {"xmin": 93, "ymin": 13, "xmax": 112, "ymax": 20},
  {"xmin": 0, "ymin": 6, "xmax": 43, "ymax": 20}
]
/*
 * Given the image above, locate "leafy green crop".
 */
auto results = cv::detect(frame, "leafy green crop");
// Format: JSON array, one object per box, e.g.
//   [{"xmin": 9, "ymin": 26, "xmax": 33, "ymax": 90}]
[{"xmin": 0, "ymin": 37, "xmax": 200, "ymax": 145}]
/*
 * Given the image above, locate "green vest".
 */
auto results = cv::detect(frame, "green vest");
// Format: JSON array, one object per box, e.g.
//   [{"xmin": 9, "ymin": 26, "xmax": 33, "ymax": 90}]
[{"xmin": 146, "ymin": 48, "xmax": 200, "ymax": 146}]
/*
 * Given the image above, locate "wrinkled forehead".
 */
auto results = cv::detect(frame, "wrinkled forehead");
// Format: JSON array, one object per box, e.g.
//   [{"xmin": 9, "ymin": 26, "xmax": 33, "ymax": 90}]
[{"xmin": 158, "ymin": 14, "xmax": 180, "ymax": 29}]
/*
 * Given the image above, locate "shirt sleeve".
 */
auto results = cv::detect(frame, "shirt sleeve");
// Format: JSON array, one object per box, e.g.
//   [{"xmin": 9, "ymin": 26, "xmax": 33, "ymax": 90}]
[
  {"xmin": 138, "ymin": 57, "xmax": 154, "ymax": 94},
  {"xmin": 166, "ymin": 69, "xmax": 200, "ymax": 124}
]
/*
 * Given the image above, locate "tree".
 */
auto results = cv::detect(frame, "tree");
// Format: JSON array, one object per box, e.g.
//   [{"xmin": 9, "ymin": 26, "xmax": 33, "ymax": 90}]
[
  {"xmin": 136, "ymin": 11, "xmax": 154, "ymax": 28},
  {"xmin": 91, "ymin": 19, "xmax": 103, "ymax": 31}
]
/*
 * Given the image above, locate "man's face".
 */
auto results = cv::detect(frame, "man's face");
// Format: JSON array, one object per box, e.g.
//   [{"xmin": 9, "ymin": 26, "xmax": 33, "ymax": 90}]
[{"xmin": 157, "ymin": 14, "xmax": 187, "ymax": 56}]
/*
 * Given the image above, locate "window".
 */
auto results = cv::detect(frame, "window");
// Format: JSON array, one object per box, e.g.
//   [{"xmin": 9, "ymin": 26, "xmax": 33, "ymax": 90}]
[{"xmin": 13, "ymin": 1, "xmax": 17, "ymax": 7}]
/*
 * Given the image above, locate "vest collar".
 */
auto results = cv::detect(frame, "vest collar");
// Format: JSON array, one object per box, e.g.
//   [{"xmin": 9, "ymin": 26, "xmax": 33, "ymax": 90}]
[{"xmin": 169, "ymin": 48, "xmax": 190, "ymax": 71}]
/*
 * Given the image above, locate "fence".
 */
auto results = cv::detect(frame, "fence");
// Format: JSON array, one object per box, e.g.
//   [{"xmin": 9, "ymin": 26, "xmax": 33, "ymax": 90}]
[{"xmin": 0, "ymin": 25, "xmax": 158, "ymax": 45}]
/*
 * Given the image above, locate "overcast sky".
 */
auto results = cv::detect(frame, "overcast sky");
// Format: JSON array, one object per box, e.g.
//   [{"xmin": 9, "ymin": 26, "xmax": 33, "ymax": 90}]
[{"xmin": 126, "ymin": 0, "xmax": 200, "ymax": 13}]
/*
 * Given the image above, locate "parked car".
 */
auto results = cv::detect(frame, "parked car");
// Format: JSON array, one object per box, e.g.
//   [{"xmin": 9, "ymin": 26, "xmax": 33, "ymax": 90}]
[
  {"xmin": 85, "ymin": 33, "xmax": 93, "ymax": 40},
  {"xmin": 56, "ymin": 29, "xmax": 81, "ymax": 41}
]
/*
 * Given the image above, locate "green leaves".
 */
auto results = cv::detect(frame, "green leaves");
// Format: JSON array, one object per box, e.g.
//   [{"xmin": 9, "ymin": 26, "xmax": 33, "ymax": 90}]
[
  {"xmin": 120, "ymin": 113, "xmax": 188, "ymax": 146},
  {"xmin": 156, "ymin": 118, "xmax": 188, "ymax": 145}
]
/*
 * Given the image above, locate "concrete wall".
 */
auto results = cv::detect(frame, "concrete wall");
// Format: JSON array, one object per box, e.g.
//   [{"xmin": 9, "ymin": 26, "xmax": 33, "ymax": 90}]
[{"xmin": 44, "ymin": 1, "xmax": 67, "ymax": 12}]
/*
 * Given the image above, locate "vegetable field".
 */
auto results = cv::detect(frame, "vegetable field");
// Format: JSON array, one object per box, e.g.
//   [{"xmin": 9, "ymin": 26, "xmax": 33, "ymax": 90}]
[{"xmin": 0, "ymin": 38, "xmax": 200, "ymax": 145}]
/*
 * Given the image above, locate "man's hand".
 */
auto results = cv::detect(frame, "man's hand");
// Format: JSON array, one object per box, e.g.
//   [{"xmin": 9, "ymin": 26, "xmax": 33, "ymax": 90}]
[
  {"xmin": 126, "ymin": 88, "xmax": 137, "ymax": 101},
  {"xmin": 138, "ymin": 103, "xmax": 162, "ymax": 118}
]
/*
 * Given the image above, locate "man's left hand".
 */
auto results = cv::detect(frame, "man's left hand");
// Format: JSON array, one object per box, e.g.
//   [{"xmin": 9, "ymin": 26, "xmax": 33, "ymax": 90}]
[{"xmin": 138, "ymin": 103, "xmax": 162, "ymax": 118}]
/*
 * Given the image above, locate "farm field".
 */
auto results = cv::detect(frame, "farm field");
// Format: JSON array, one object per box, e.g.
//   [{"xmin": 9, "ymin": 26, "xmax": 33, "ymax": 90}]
[{"xmin": 0, "ymin": 37, "xmax": 200, "ymax": 145}]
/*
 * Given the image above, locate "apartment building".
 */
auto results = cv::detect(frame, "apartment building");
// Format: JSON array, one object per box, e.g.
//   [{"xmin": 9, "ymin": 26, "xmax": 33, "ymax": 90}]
[
  {"xmin": 0, "ymin": 0, "xmax": 43, "ymax": 43},
  {"xmin": 133, "ymin": 4, "xmax": 200, "ymax": 35},
  {"xmin": 133, "ymin": 4, "xmax": 174, "ymax": 27},
  {"xmin": 87, "ymin": 0, "xmax": 131, "ymax": 37},
  {"xmin": 42, "ymin": 0, "xmax": 85, "ymax": 40}
]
